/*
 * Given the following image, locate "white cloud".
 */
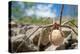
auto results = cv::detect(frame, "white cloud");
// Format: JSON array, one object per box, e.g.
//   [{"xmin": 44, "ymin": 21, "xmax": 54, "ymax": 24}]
[
  {"xmin": 48, "ymin": 4, "xmax": 53, "ymax": 8},
  {"xmin": 35, "ymin": 9, "xmax": 56, "ymax": 18},
  {"xmin": 18, "ymin": 2, "xmax": 24, "ymax": 9},
  {"xmin": 25, "ymin": 4, "xmax": 56, "ymax": 18},
  {"xmin": 25, "ymin": 9, "xmax": 34, "ymax": 16}
]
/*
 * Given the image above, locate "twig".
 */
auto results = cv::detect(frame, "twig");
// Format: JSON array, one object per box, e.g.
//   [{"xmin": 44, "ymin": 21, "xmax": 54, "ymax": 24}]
[
  {"xmin": 69, "ymin": 21, "xmax": 78, "ymax": 28},
  {"xmin": 62, "ymin": 20, "xmax": 78, "ymax": 28},
  {"xmin": 62, "ymin": 20, "xmax": 71, "ymax": 25},
  {"xmin": 16, "ymin": 26, "xmax": 40, "ymax": 52},
  {"xmin": 61, "ymin": 25, "xmax": 78, "ymax": 35},
  {"xmin": 37, "ymin": 28, "xmax": 44, "ymax": 51},
  {"xmin": 60, "ymin": 4, "xmax": 64, "ymax": 26}
]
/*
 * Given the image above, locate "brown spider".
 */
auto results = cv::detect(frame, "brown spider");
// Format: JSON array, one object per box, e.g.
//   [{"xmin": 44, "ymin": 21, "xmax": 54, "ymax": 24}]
[
  {"xmin": 49, "ymin": 22, "xmax": 77, "ymax": 47},
  {"xmin": 48, "ymin": 5, "xmax": 78, "ymax": 46}
]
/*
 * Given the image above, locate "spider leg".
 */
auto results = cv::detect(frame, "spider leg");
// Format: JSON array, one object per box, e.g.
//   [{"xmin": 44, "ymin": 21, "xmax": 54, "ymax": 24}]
[
  {"xmin": 62, "ymin": 20, "xmax": 78, "ymax": 28},
  {"xmin": 61, "ymin": 25, "xmax": 78, "ymax": 35}
]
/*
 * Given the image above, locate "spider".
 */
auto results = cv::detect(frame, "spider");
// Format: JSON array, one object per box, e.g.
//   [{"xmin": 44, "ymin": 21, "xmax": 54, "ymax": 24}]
[{"xmin": 48, "ymin": 5, "xmax": 78, "ymax": 46}]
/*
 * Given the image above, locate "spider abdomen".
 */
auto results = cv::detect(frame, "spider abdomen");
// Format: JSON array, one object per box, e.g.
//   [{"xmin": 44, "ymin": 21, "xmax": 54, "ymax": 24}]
[{"xmin": 49, "ymin": 29, "xmax": 64, "ymax": 46}]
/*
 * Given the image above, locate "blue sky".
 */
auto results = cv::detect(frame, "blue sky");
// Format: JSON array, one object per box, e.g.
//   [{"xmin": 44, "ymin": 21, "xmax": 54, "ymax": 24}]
[{"xmin": 11, "ymin": 1, "xmax": 78, "ymax": 18}]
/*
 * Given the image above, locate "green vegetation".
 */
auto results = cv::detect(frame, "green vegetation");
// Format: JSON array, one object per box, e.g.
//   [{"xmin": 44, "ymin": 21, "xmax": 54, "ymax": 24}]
[
  {"xmin": 13, "ymin": 16, "xmax": 77, "ymax": 27},
  {"xmin": 15, "ymin": 17, "xmax": 53, "ymax": 25},
  {"xmin": 67, "ymin": 18, "xmax": 78, "ymax": 27}
]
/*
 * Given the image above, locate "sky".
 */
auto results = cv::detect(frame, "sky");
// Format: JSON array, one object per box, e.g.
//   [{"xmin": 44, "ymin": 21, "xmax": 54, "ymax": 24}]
[{"xmin": 11, "ymin": 1, "xmax": 78, "ymax": 18}]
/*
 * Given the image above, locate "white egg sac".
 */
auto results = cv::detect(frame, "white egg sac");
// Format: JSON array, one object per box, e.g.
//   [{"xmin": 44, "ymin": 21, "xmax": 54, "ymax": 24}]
[{"xmin": 49, "ymin": 29, "xmax": 64, "ymax": 46}]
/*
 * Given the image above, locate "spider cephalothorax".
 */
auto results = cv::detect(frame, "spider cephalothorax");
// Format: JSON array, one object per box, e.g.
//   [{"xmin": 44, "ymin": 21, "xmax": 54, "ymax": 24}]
[{"xmin": 53, "ymin": 22, "xmax": 60, "ymax": 30}]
